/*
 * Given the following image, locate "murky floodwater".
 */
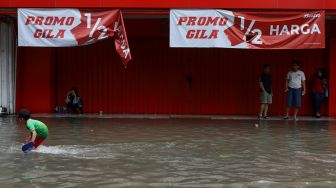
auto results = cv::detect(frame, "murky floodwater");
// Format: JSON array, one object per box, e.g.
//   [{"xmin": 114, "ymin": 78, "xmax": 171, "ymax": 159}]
[{"xmin": 1, "ymin": 116, "xmax": 336, "ymax": 187}]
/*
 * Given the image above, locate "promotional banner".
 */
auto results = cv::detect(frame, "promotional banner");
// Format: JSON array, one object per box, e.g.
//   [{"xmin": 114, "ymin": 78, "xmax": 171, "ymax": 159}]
[
  {"xmin": 18, "ymin": 8, "xmax": 131, "ymax": 65},
  {"xmin": 170, "ymin": 9, "xmax": 325, "ymax": 49}
]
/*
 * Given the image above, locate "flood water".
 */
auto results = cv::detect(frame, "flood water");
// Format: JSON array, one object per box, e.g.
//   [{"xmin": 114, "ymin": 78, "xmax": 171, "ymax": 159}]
[{"xmin": 1, "ymin": 116, "xmax": 336, "ymax": 187}]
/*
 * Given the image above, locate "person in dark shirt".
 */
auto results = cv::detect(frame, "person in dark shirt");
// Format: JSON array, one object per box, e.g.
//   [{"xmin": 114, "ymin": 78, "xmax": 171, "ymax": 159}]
[
  {"xmin": 258, "ymin": 64, "xmax": 272, "ymax": 119},
  {"xmin": 65, "ymin": 87, "xmax": 83, "ymax": 114}
]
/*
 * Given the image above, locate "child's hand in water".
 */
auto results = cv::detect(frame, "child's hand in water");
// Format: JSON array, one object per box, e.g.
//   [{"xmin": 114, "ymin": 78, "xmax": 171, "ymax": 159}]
[
  {"xmin": 23, "ymin": 140, "xmax": 34, "ymax": 145},
  {"xmin": 24, "ymin": 141, "xmax": 35, "ymax": 147}
]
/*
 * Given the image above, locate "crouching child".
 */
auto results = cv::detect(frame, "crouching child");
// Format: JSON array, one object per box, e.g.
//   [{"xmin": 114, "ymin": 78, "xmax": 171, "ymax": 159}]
[{"xmin": 18, "ymin": 109, "xmax": 49, "ymax": 149}]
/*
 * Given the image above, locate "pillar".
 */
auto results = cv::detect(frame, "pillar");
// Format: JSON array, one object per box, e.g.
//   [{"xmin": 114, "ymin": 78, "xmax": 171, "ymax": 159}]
[{"xmin": 328, "ymin": 38, "xmax": 336, "ymax": 116}]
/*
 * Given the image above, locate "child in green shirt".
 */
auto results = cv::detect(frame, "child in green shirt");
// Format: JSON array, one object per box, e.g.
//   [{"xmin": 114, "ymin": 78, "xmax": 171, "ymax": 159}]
[{"xmin": 18, "ymin": 109, "xmax": 49, "ymax": 149}]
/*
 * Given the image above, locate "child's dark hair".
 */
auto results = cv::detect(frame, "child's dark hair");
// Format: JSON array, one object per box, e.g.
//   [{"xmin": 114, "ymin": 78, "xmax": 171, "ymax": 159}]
[
  {"xmin": 71, "ymin": 87, "xmax": 78, "ymax": 95},
  {"xmin": 18, "ymin": 109, "xmax": 31, "ymax": 120},
  {"xmin": 263, "ymin": 64, "xmax": 270, "ymax": 69},
  {"xmin": 292, "ymin": 60, "xmax": 300, "ymax": 66}
]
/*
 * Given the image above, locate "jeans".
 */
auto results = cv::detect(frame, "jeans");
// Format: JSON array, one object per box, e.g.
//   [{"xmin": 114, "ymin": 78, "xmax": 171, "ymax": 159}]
[
  {"xmin": 313, "ymin": 92, "xmax": 325, "ymax": 113},
  {"xmin": 286, "ymin": 87, "xmax": 302, "ymax": 108}
]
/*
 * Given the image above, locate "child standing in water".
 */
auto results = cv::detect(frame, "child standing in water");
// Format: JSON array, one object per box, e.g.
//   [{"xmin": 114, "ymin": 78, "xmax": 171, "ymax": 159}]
[{"xmin": 19, "ymin": 109, "xmax": 49, "ymax": 149}]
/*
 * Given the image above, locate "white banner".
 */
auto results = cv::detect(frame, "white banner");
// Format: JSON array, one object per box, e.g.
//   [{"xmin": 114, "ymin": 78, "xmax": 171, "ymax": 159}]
[
  {"xmin": 18, "ymin": 9, "xmax": 81, "ymax": 47},
  {"xmin": 170, "ymin": 9, "xmax": 325, "ymax": 49},
  {"xmin": 170, "ymin": 9, "xmax": 237, "ymax": 48},
  {"xmin": 17, "ymin": 8, "xmax": 132, "ymax": 64}
]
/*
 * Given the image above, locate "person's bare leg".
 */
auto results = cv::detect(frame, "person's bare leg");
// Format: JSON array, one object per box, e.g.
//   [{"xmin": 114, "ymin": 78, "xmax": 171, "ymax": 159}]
[
  {"xmin": 284, "ymin": 107, "xmax": 290, "ymax": 119},
  {"xmin": 263, "ymin": 104, "xmax": 269, "ymax": 117},
  {"xmin": 76, "ymin": 108, "xmax": 81, "ymax": 114},
  {"xmin": 259, "ymin": 104, "xmax": 265, "ymax": 118},
  {"xmin": 294, "ymin": 108, "xmax": 299, "ymax": 121}
]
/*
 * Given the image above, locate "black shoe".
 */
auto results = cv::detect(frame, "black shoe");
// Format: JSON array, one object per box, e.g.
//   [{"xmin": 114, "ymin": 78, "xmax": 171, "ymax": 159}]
[{"xmin": 263, "ymin": 116, "xmax": 269, "ymax": 119}]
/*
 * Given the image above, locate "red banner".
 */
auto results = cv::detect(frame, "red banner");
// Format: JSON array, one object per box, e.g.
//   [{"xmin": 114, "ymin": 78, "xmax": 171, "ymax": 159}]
[
  {"xmin": 18, "ymin": 9, "xmax": 132, "ymax": 65},
  {"xmin": 170, "ymin": 10, "xmax": 325, "ymax": 49}
]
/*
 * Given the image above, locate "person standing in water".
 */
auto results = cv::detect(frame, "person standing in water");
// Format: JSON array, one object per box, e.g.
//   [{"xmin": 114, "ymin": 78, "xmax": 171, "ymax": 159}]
[
  {"xmin": 18, "ymin": 109, "xmax": 49, "ymax": 149},
  {"xmin": 312, "ymin": 69, "xmax": 328, "ymax": 118},
  {"xmin": 258, "ymin": 64, "xmax": 272, "ymax": 119},
  {"xmin": 284, "ymin": 60, "xmax": 306, "ymax": 121}
]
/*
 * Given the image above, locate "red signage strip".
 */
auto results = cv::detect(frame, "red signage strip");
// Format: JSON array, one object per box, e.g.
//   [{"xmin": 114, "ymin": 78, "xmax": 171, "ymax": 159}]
[{"xmin": 1, "ymin": 0, "xmax": 336, "ymax": 10}]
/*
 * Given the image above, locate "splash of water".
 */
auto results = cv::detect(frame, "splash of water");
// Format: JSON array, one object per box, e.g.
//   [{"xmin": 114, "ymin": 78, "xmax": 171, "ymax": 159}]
[
  {"xmin": 34, "ymin": 144, "xmax": 120, "ymax": 159},
  {"xmin": 3, "ymin": 143, "xmax": 121, "ymax": 159}
]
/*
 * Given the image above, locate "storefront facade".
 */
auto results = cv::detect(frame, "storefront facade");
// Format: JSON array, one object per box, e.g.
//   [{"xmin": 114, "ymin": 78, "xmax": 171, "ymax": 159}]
[{"xmin": 0, "ymin": 0, "xmax": 336, "ymax": 115}]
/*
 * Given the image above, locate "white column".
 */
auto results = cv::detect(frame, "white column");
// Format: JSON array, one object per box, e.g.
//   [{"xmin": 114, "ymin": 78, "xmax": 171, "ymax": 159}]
[{"xmin": 0, "ymin": 21, "xmax": 17, "ymax": 114}]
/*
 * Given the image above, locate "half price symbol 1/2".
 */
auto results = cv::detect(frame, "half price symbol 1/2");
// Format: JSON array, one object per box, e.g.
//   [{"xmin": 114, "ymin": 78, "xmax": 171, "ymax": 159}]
[
  {"xmin": 238, "ymin": 16, "xmax": 263, "ymax": 45},
  {"xmin": 84, "ymin": 13, "xmax": 108, "ymax": 41}
]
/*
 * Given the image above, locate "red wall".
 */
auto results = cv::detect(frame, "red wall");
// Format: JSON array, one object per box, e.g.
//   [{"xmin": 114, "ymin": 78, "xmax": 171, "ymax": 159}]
[
  {"xmin": 16, "ymin": 47, "xmax": 55, "ymax": 113},
  {"xmin": 16, "ymin": 19, "xmax": 333, "ymax": 116},
  {"xmin": 1, "ymin": 0, "xmax": 336, "ymax": 10},
  {"xmin": 53, "ymin": 39, "xmax": 326, "ymax": 115}
]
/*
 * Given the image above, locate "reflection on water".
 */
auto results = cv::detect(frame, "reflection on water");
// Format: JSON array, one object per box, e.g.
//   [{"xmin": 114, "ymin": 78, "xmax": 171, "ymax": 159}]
[{"xmin": 1, "ymin": 116, "xmax": 336, "ymax": 187}]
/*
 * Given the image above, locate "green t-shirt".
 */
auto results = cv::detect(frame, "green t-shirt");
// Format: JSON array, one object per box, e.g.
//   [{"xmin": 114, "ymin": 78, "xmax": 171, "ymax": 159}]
[{"xmin": 26, "ymin": 119, "xmax": 49, "ymax": 138}]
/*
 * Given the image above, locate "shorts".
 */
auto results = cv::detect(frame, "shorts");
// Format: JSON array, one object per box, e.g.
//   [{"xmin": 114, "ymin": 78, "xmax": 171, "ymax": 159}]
[
  {"xmin": 33, "ymin": 137, "xmax": 46, "ymax": 148},
  {"xmin": 286, "ymin": 87, "xmax": 302, "ymax": 108},
  {"xmin": 260, "ymin": 91, "xmax": 272, "ymax": 104}
]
